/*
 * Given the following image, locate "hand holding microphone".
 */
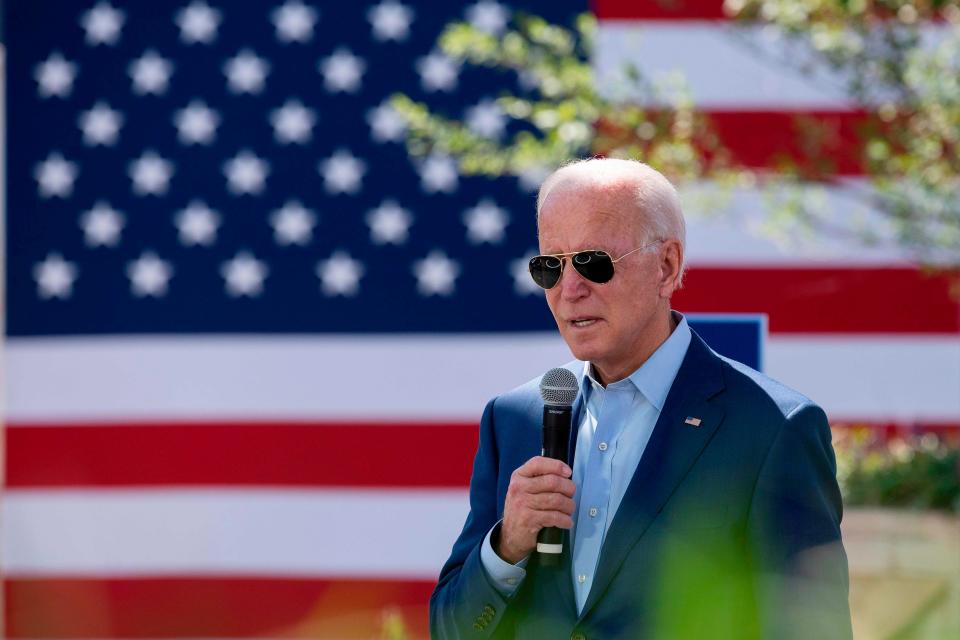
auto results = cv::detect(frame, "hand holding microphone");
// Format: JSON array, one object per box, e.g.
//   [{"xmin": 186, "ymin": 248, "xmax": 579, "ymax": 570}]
[{"xmin": 495, "ymin": 368, "xmax": 578, "ymax": 566}]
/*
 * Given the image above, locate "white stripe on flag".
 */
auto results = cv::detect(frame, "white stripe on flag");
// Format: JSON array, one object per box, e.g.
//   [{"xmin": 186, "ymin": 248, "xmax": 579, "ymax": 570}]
[
  {"xmin": 768, "ymin": 336, "xmax": 960, "ymax": 422},
  {"xmin": 594, "ymin": 21, "xmax": 950, "ymax": 107},
  {"xmin": 6, "ymin": 335, "xmax": 959, "ymax": 423},
  {"xmin": 681, "ymin": 181, "xmax": 913, "ymax": 265},
  {"xmin": 4, "ymin": 334, "xmax": 570, "ymax": 422},
  {"xmin": 1, "ymin": 489, "xmax": 469, "ymax": 577}
]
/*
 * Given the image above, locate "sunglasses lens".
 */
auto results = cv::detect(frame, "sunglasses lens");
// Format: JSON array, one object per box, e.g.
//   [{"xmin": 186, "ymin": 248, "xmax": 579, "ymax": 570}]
[
  {"xmin": 529, "ymin": 256, "xmax": 562, "ymax": 289},
  {"xmin": 573, "ymin": 251, "xmax": 615, "ymax": 283}
]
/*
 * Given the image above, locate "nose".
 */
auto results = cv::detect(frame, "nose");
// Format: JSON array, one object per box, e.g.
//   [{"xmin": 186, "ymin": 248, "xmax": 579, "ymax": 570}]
[{"xmin": 557, "ymin": 259, "xmax": 590, "ymax": 302}]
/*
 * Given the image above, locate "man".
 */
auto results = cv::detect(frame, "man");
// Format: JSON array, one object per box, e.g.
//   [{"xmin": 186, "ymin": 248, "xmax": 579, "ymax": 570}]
[{"xmin": 431, "ymin": 158, "xmax": 852, "ymax": 639}]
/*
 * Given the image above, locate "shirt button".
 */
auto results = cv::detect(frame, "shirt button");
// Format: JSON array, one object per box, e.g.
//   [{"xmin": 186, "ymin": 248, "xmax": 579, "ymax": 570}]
[
  {"xmin": 598, "ymin": 442, "xmax": 608, "ymax": 451},
  {"xmin": 588, "ymin": 507, "xmax": 598, "ymax": 517},
  {"xmin": 577, "ymin": 574, "xmax": 587, "ymax": 584}
]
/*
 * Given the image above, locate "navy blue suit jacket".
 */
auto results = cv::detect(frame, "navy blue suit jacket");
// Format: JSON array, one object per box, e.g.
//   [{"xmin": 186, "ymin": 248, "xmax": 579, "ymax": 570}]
[{"xmin": 431, "ymin": 330, "xmax": 852, "ymax": 639}]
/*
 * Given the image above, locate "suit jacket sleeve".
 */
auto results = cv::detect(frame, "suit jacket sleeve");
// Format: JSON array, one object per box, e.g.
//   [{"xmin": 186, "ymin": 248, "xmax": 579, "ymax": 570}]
[
  {"xmin": 747, "ymin": 402, "xmax": 853, "ymax": 640},
  {"xmin": 430, "ymin": 397, "xmax": 516, "ymax": 639}
]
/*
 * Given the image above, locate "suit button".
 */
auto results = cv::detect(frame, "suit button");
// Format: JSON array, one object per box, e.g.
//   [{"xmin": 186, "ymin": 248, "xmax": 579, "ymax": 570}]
[
  {"xmin": 571, "ymin": 633, "xmax": 586, "ymax": 640},
  {"xmin": 483, "ymin": 604, "xmax": 496, "ymax": 616},
  {"xmin": 473, "ymin": 622, "xmax": 483, "ymax": 630}
]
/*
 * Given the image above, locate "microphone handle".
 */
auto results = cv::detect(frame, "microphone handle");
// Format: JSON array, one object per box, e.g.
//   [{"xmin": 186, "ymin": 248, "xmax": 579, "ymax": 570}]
[{"xmin": 537, "ymin": 405, "xmax": 572, "ymax": 566}]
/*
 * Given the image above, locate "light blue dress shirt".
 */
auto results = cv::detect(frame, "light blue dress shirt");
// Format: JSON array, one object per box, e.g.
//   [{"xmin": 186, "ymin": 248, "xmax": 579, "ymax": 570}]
[{"xmin": 480, "ymin": 315, "xmax": 692, "ymax": 613}]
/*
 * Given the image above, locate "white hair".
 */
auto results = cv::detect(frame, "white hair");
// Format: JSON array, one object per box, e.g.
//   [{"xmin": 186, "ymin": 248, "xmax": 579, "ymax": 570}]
[{"xmin": 536, "ymin": 157, "xmax": 686, "ymax": 279}]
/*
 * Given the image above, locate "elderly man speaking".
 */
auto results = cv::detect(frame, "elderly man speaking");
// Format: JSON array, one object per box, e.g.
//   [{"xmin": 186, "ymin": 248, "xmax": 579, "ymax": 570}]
[{"xmin": 430, "ymin": 158, "xmax": 852, "ymax": 639}]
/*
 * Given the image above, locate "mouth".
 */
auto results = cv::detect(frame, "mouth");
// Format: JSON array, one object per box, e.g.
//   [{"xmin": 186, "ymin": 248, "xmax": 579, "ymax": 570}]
[{"xmin": 569, "ymin": 317, "xmax": 601, "ymax": 328}]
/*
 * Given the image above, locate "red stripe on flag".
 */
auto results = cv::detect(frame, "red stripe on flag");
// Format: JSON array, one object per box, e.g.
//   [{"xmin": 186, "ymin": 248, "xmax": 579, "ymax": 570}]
[
  {"xmin": 832, "ymin": 421, "xmax": 960, "ymax": 442},
  {"xmin": 4, "ymin": 577, "xmax": 434, "ymax": 639},
  {"xmin": 598, "ymin": 110, "xmax": 874, "ymax": 176},
  {"xmin": 5, "ymin": 423, "xmax": 477, "ymax": 488},
  {"xmin": 592, "ymin": 0, "xmax": 729, "ymax": 20},
  {"xmin": 708, "ymin": 110, "xmax": 870, "ymax": 176},
  {"xmin": 676, "ymin": 267, "xmax": 960, "ymax": 334},
  {"xmin": 8, "ymin": 418, "xmax": 960, "ymax": 488},
  {"xmin": 591, "ymin": 0, "xmax": 953, "ymax": 21}
]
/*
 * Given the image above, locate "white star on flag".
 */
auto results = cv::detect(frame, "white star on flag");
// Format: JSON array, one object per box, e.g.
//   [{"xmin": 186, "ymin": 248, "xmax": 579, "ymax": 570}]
[
  {"xmin": 34, "ymin": 254, "xmax": 78, "ymax": 299},
  {"xmin": 319, "ymin": 149, "xmax": 366, "ymax": 194},
  {"xmin": 78, "ymin": 102, "xmax": 124, "ymax": 146},
  {"xmin": 368, "ymin": 1, "xmax": 414, "ymax": 42},
  {"xmin": 511, "ymin": 250, "xmax": 544, "ymax": 296},
  {"xmin": 129, "ymin": 51, "xmax": 173, "ymax": 95},
  {"xmin": 367, "ymin": 101, "xmax": 407, "ymax": 143},
  {"xmin": 419, "ymin": 154, "xmax": 458, "ymax": 193},
  {"xmin": 319, "ymin": 48, "xmax": 366, "ymax": 93},
  {"xmin": 366, "ymin": 200, "xmax": 412, "ymax": 245},
  {"xmin": 466, "ymin": 99, "xmax": 506, "ymax": 139},
  {"xmin": 176, "ymin": 1, "xmax": 221, "ymax": 44},
  {"xmin": 129, "ymin": 151, "xmax": 174, "ymax": 195},
  {"xmin": 272, "ymin": 0, "xmax": 318, "ymax": 43},
  {"xmin": 224, "ymin": 50, "xmax": 270, "ymax": 94},
  {"xmin": 270, "ymin": 100, "xmax": 316, "ymax": 144},
  {"xmin": 416, "ymin": 51, "xmax": 460, "ymax": 92},
  {"xmin": 80, "ymin": 201, "xmax": 125, "ymax": 247},
  {"xmin": 517, "ymin": 164, "xmax": 550, "ymax": 193},
  {"xmin": 35, "ymin": 53, "xmax": 77, "ymax": 98},
  {"xmin": 175, "ymin": 201, "xmax": 220, "ymax": 246},
  {"xmin": 35, "ymin": 152, "xmax": 78, "ymax": 198},
  {"xmin": 463, "ymin": 199, "xmax": 509, "ymax": 244},
  {"xmin": 413, "ymin": 250, "xmax": 460, "ymax": 296},
  {"xmin": 270, "ymin": 201, "xmax": 317, "ymax": 245},
  {"xmin": 81, "ymin": 2, "xmax": 125, "ymax": 45},
  {"xmin": 517, "ymin": 68, "xmax": 539, "ymax": 91},
  {"xmin": 221, "ymin": 251, "xmax": 268, "ymax": 297},
  {"xmin": 173, "ymin": 100, "xmax": 220, "ymax": 145},
  {"xmin": 224, "ymin": 151, "xmax": 269, "ymax": 195},
  {"xmin": 127, "ymin": 251, "xmax": 174, "ymax": 297},
  {"xmin": 466, "ymin": 0, "xmax": 508, "ymax": 34},
  {"xmin": 316, "ymin": 251, "xmax": 365, "ymax": 296}
]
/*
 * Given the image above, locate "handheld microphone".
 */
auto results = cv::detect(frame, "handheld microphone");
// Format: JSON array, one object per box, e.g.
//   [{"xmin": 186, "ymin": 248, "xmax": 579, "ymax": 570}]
[{"xmin": 536, "ymin": 367, "xmax": 578, "ymax": 566}]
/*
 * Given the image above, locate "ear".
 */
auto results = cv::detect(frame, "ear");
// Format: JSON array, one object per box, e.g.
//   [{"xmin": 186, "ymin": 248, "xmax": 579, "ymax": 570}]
[{"xmin": 657, "ymin": 240, "xmax": 684, "ymax": 298}]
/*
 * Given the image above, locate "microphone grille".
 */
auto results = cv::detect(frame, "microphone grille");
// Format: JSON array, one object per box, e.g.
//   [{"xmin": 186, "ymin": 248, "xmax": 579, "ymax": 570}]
[{"xmin": 539, "ymin": 367, "xmax": 578, "ymax": 407}]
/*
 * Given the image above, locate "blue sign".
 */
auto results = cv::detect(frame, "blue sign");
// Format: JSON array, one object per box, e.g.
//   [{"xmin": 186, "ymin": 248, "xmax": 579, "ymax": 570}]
[{"xmin": 688, "ymin": 314, "xmax": 767, "ymax": 371}]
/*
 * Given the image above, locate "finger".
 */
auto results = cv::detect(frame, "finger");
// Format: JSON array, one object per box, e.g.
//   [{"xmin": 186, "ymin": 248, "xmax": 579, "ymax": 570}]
[
  {"xmin": 514, "ymin": 456, "xmax": 572, "ymax": 479},
  {"xmin": 526, "ymin": 473, "xmax": 576, "ymax": 498},
  {"xmin": 532, "ymin": 510, "xmax": 574, "ymax": 530},
  {"xmin": 529, "ymin": 493, "xmax": 576, "ymax": 515}
]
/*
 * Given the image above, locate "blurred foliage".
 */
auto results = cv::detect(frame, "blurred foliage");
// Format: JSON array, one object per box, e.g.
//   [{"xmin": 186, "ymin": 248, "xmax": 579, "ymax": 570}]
[
  {"xmin": 726, "ymin": 0, "xmax": 960, "ymax": 263},
  {"xmin": 378, "ymin": 607, "xmax": 411, "ymax": 640},
  {"xmin": 834, "ymin": 427, "xmax": 960, "ymax": 512},
  {"xmin": 390, "ymin": 13, "xmax": 749, "ymax": 188},
  {"xmin": 391, "ymin": 1, "xmax": 960, "ymax": 263}
]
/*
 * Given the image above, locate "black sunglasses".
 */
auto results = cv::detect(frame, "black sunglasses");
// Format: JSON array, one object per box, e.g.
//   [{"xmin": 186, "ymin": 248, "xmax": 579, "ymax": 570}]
[{"xmin": 528, "ymin": 241, "xmax": 662, "ymax": 290}]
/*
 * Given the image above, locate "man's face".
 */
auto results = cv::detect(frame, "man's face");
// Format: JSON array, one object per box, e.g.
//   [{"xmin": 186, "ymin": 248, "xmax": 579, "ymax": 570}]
[{"xmin": 537, "ymin": 180, "xmax": 675, "ymax": 384}]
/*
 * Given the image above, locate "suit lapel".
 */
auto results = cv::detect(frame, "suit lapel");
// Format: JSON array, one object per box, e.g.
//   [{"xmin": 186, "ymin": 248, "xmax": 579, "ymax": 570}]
[{"xmin": 579, "ymin": 332, "xmax": 726, "ymax": 619}]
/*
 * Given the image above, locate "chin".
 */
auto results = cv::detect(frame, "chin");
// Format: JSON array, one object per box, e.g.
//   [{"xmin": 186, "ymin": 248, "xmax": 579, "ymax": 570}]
[{"xmin": 563, "ymin": 335, "xmax": 602, "ymax": 364}]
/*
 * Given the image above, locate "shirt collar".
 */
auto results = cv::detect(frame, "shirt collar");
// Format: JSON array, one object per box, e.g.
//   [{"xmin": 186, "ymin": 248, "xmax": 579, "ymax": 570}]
[{"xmin": 580, "ymin": 311, "xmax": 692, "ymax": 412}]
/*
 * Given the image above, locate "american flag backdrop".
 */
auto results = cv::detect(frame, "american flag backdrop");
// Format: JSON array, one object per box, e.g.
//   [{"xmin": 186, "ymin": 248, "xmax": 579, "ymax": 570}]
[{"xmin": 3, "ymin": 0, "xmax": 958, "ymax": 637}]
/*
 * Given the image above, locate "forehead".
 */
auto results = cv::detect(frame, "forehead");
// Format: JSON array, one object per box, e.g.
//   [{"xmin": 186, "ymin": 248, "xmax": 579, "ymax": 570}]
[{"xmin": 537, "ymin": 181, "xmax": 643, "ymax": 251}]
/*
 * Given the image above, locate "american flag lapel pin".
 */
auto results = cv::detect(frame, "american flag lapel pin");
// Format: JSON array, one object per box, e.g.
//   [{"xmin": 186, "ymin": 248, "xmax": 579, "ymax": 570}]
[{"xmin": 684, "ymin": 417, "xmax": 702, "ymax": 427}]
